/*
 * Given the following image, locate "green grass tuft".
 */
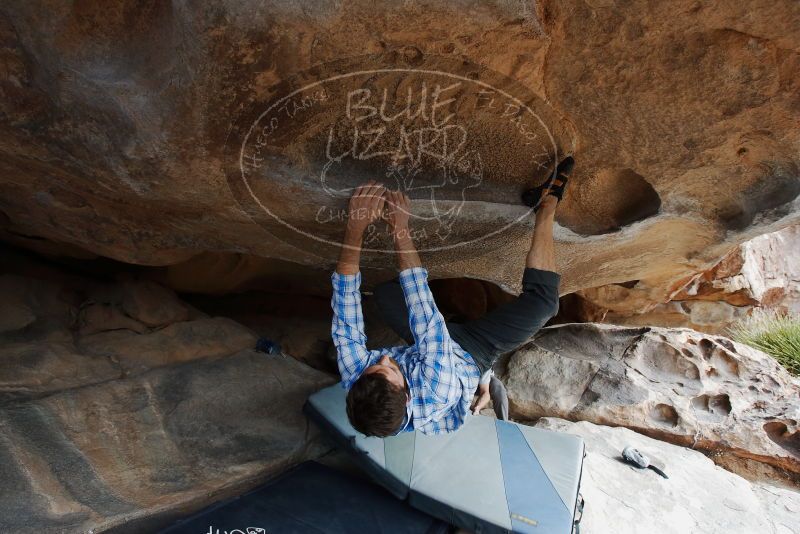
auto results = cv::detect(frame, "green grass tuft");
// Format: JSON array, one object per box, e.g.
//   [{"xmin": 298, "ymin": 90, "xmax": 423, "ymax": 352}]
[{"xmin": 728, "ymin": 309, "xmax": 800, "ymax": 376}]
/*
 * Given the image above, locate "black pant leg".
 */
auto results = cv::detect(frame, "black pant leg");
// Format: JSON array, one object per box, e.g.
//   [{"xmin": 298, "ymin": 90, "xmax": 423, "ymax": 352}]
[{"xmin": 457, "ymin": 268, "xmax": 560, "ymax": 366}]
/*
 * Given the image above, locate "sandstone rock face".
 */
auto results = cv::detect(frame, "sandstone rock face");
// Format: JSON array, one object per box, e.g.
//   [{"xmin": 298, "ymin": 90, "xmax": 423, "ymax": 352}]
[
  {"xmin": 0, "ymin": 263, "xmax": 336, "ymax": 532},
  {"xmin": 505, "ymin": 324, "xmax": 800, "ymax": 485},
  {"xmin": 79, "ymin": 316, "xmax": 257, "ymax": 375},
  {"xmin": 0, "ymin": 1, "xmax": 798, "ymax": 297},
  {"xmin": 119, "ymin": 280, "xmax": 191, "ymax": 327},
  {"xmin": 0, "ymin": 268, "xmax": 259, "ymax": 401},
  {"xmin": 677, "ymin": 224, "xmax": 800, "ymax": 314},
  {"xmin": 0, "ymin": 350, "xmax": 334, "ymax": 533},
  {"xmin": 0, "ymin": 275, "xmax": 36, "ymax": 333},
  {"xmin": 534, "ymin": 418, "xmax": 800, "ymax": 534},
  {"xmin": 575, "ymin": 224, "xmax": 800, "ymax": 333}
]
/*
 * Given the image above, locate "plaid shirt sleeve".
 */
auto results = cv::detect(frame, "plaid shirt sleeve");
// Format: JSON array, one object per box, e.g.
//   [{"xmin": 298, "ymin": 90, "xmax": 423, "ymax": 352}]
[
  {"xmin": 331, "ymin": 271, "xmax": 380, "ymax": 389},
  {"xmin": 399, "ymin": 267, "xmax": 460, "ymax": 407}
]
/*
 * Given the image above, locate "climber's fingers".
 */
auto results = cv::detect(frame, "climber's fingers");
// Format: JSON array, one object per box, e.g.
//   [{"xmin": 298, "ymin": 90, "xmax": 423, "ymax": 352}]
[
  {"xmin": 370, "ymin": 184, "xmax": 387, "ymax": 203},
  {"xmin": 384, "ymin": 189, "xmax": 397, "ymax": 208},
  {"xmin": 353, "ymin": 180, "xmax": 376, "ymax": 199},
  {"xmin": 365, "ymin": 184, "xmax": 384, "ymax": 206},
  {"xmin": 389, "ymin": 190, "xmax": 408, "ymax": 213},
  {"xmin": 385, "ymin": 189, "xmax": 408, "ymax": 207},
  {"xmin": 399, "ymin": 191, "xmax": 410, "ymax": 210},
  {"xmin": 371, "ymin": 186, "xmax": 386, "ymax": 213},
  {"xmin": 471, "ymin": 389, "xmax": 491, "ymax": 415},
  {"xmin": 353, "ymin": 182, "xmax": 385, "ymax": 223}
]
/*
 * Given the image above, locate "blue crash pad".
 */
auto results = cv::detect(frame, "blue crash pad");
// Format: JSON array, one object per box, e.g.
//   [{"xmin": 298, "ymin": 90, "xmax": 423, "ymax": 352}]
[{"xmin": 304, "ymin": 382, "xmax": 586, "ymax": 534}]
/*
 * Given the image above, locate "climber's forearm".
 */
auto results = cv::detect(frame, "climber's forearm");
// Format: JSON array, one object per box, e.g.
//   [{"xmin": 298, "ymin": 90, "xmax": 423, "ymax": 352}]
[
  {"xmin": 393, "ymin": 225, "xmax": 421, "ymax": 271},
  {"xmin": 336, "ymin": 226, "xmax": 364, "ymax": 275}
]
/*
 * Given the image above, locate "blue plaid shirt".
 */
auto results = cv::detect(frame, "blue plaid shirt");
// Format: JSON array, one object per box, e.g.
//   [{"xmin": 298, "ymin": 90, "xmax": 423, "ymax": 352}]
[{"xmin": 331, "ymin": 267, "xmax": 481, "ymax": 435}]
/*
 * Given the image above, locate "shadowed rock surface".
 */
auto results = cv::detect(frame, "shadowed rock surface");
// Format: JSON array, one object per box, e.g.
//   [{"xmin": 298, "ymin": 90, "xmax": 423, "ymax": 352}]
[
  {"xmin": 0, "ymin": 350, "xmax": 335, "ymax": 533},
  {"xmin": 0, "ymin": 0, "xmax": 797, "ymax": 298},
  {"xmin": 0, "ymin": 262, "xmax": 335, "ymax": 533},
  {"xmin": 0, "ymin": 268, "xmax": 260, "ymax": 402},
  {"xmin": 535, "ymin": 418, "xmax": 800, "ymax": 534},
  {"xmin": 505, "ymin": 323, "xmax": 800, "ymax": 485}
]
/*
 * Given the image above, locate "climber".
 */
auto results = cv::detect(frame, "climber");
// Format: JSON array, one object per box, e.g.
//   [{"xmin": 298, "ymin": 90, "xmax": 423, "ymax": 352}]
[{"xmin": 331, "ymin": 158, "xmax": 574, "ymax": 436}]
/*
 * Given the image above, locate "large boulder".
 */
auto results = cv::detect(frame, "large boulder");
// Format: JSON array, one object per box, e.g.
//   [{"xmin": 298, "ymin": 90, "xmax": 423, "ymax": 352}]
[
  {"xmin": 505, "ymin": 324, "xmax": 800, "ymax": 485},
  {"xmin": 0, "ymin": 259, "xmax": 337, "ymax": 532},
  {"xmin": 0, "ymin": 1, "xmax": 798, "ymax": 297},
  {"xmin": 0, "ymin": 349, "xmax": 335, "ymax": 533},
  {"xmin": 0, "ymin": 268, "xmax": 259, "ymax": 399},
  {"xmin": 534, "ymin": 418, "xmax": 800, "ymax": 534}
]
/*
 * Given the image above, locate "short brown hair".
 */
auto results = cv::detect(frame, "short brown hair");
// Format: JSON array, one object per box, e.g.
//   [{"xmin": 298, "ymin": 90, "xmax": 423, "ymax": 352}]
[{"xmin": 346, "ymin": 373, "xmax": 407, "ymax": 437}]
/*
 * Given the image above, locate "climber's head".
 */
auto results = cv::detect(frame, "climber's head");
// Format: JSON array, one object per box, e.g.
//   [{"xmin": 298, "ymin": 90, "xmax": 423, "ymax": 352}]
[{"xmin": 346, "ymin": 355, "xmax": 408, "ymax": 437}]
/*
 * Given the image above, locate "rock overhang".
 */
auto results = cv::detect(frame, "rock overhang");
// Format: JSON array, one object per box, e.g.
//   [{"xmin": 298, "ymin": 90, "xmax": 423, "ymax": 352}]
[{"xmin": 0, "ymin": 1, "xmax": 798, "ymax": 299}]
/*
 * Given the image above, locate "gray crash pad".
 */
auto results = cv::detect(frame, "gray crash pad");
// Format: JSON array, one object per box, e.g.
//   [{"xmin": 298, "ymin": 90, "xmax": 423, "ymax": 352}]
[{"xmin": 305, "ymin": 383, "xmax": 585, "ymax": 533}]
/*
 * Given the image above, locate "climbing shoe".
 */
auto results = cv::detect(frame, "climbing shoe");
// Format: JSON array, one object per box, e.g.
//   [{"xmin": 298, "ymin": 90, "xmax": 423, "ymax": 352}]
[{"xmin": 521, "ymin": 156, "xmax": 574, "ymax": 211}]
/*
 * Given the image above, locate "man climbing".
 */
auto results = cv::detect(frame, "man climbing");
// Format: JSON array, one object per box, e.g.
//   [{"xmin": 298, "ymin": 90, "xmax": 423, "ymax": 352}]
[{"xmin": 331, "ymin": 158, "xmax": 574, "ymax": 436}]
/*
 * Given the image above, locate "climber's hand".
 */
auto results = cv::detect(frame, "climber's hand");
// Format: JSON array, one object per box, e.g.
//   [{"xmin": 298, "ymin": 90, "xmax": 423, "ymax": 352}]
[
  {"xmin": 347, "ymin": 181, "xmax": 386, "ymax": 236},
  {"xmin": 471, "ymin": 382, "xmax": 491, "ymax": 415},
  {"xmin": 384, "ymin": 189, "xmax": 411, "ymax": 237}
]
